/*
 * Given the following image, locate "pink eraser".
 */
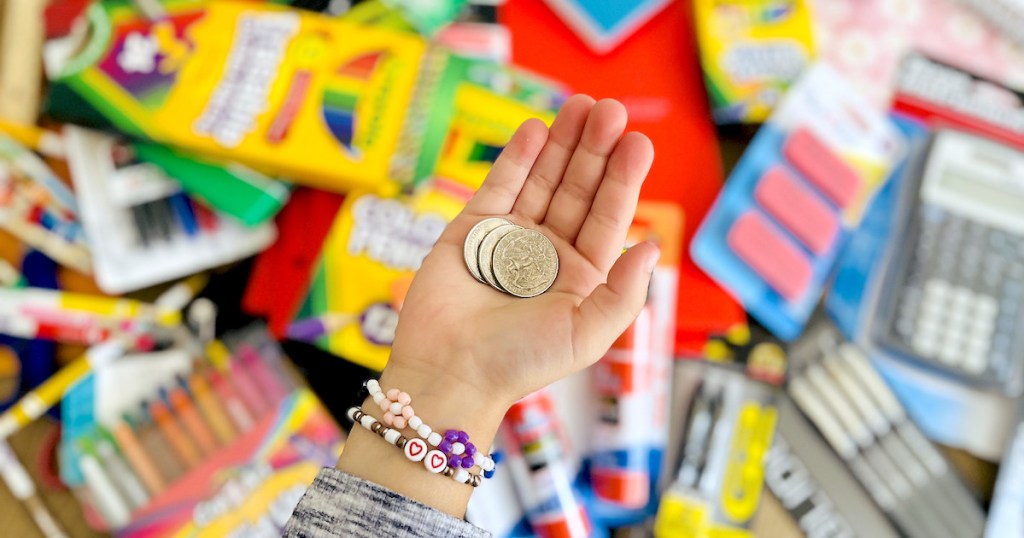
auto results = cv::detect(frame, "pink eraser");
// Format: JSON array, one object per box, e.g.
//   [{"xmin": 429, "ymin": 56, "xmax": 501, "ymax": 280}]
[
  {"xmin": 755, "ymin": 166, "xmax": 840, "ymax": 255},
  {"xmin": 783, "ymin": 128, "xmax": 863, "ymax": 209},
  {"xmin": 727, "ymin": 211, "xmax": 813, "ymax": 302}
]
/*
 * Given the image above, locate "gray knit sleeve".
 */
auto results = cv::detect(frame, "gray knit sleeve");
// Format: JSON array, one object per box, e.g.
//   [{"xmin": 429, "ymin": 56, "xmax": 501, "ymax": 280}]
[{"xmin": 284, "ymin": 468, "xmax": 492, "ymax": 537}]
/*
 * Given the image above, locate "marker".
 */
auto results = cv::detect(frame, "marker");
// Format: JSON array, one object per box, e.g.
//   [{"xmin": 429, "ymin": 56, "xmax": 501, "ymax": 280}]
[
  {"xmin": 110, "ymin": 419, "xmax": 167, "ymax": 496},
  {"xmin": 285, "ymin": 313, "xmax": 352, "ymax": 342},
  {"xmin": 0, "ymin": 341, "xmax": 126, "ymax": 439},
  {"xmin": 128, "ymin": 413, "xmax": 186, "ymax": 483},
  {"xmin": 208, "ymin": 369, "xmax": 254, "ymax": 433},
  {"xmin": 0, "ymin": 311, "xmax": 156, "ymax": 348},
  {"xmin": 0, "ymin": 120, "xmax": 64, "ymax": 158},
  {"xmin": 167, "ymin": 192, "xmax": 198, "ymax": 238},
  {"xmin": 184, "ymin": 372, "xmax": 236, "ymax": 445},
  {"xmin": 227, "ymin": 355, "xmax": 270, "ymax": 417},
  {"xmin": 91, "ymin": 432, "xmax": 150, "ymax": 510},
  {"xmin": 165, "ymin": 386, "xmax": 218, "ymax": 456},
  {"xmin": 78, "ymin": 439, "xmax": 132, "ymax": 529},
  {"xmin": 0, "ymin": 440, "xmax": 67, "ymax": 538},
  {"xmin": 153, "ymin": 273, "xmax": 208, "ymax": 312},
  {"xmin": 0, "ymin": 288, "xmax": 181, "ymax": 327},
  {"xmin": 237, "ymin": 345, "xmax": 288, "ymax": 404},
  {"xmin": 145, "ymin": 399, "xmax": 201, "ymax": 469}
]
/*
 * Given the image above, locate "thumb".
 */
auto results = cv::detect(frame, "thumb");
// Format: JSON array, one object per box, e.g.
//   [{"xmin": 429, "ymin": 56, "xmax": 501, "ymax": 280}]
[{"xmin": 573, "ymin": 241, "xmax": 660, "ymax": 367}]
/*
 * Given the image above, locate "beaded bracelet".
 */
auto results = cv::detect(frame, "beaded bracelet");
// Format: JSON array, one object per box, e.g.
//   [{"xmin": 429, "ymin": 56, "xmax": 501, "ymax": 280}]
[
  {"xmin": 364, "ymin": 379, "xmax": 496, "ymax": 476},
  {"xmin": 347, "ymin": 407, "xmax": 483, "ymax": 487}
]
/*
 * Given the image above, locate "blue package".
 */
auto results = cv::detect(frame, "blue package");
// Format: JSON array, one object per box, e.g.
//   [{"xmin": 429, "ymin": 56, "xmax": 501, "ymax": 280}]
[
  {"xmin": 541, "ymin": 0, "xmax": 671, "ymax": 52},
  {"xmin": 692, "ymin": 65, "xmax": 906, "ymax": 341}
]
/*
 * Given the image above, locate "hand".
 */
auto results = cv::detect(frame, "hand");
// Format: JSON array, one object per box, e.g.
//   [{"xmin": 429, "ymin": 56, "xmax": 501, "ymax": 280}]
[{"xmin": 337, "ymin": 96, "xmax": 657, "ymax": 517}]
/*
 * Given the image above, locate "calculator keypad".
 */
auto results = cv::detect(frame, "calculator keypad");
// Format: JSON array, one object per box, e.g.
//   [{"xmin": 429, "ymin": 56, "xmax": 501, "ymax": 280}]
[{"xmin": 890, "ymin": 205, "xmax": 1023, "ymax": 378}]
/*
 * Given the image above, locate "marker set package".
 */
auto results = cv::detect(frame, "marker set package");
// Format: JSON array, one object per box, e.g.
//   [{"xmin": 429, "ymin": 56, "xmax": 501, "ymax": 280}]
[
  {"xmin": 63, "ymin": 126, "xmax": 277, "ymax": 294},
  {"xmin": 58, "ymin": 326, "xmax": 344, "ymax": 536},
  {"xmin": 786, "ymin": 322, "xmax": 986, "ymax": 538},
  {"xmin": 692, "ymin": 64, "xmax": 905, "ymax": 340},
  {"xmin": 654, "ymin": 356, "xmax": 784, "ymax": 537},
  {"xmin": 693, "ymin": 0, "xmax": 816, "ymax": 124}
]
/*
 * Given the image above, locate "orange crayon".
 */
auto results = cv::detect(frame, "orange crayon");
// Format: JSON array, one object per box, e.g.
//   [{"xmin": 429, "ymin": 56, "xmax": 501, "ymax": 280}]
[
  {"xmin": 145, "ymin": 400, "xmax": 201, "ymax": 468},
  {"xmin": 110, "ymin": 419, "xmax": 166, "ymax": 496},
  {"xmin": 184, "ymin": 373, "xmax": 235, "ymax": 445},
  {"xmin": 129, "ymin": 413, "xmax": 186, "ymax": 483},
  {"xmin": 166, "ymin": 386, "xmax": 218, "ymax": 456},
  {"xmin": 208, "ymin": 369, "xmax": 255, "ymax": 433}
]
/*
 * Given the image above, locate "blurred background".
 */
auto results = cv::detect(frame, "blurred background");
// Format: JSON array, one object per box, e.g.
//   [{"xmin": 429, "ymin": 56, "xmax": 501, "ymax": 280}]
[{"xmin": 0, "ymin": 0, "xmax": 1022, "ymax": 536}]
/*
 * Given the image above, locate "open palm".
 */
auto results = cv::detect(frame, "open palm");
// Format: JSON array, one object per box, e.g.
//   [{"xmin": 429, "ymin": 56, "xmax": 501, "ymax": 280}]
[{"xmin": 389, "ymin": 96, "xmax": 658, "ymax": 407}]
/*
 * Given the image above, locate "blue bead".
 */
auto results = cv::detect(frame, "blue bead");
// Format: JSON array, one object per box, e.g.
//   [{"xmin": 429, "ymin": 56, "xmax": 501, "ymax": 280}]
[{"xmin": 484, "ymin": 469, "xmax": 495, "ymax": 479}]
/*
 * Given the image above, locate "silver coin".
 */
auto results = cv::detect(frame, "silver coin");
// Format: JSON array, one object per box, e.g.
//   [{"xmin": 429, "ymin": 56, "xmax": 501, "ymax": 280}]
[
  {"xmin": 463, "ymin": 218, "xmax": 514, "ymax": 282},
  {"xmin": 477, "ymin": 223, "xmax": 521, "ymax": 291},
  {"xmin": 492, "ymin": 228, "xmax": 559, "ymax": 298}
]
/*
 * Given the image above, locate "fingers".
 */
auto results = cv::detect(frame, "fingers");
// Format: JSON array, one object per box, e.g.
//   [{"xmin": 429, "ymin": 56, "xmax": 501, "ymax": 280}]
[
  {"xmin": 542, "ymin": 99, "xmax": 628, "ymax": 242},
  {"xmin": 510, "ymin": 95, "xmax": 594, "ymax": 222},
  {"xmin": 572, "ymin": 241, "xmax": 660, "ymax": 366},
  {"xmin": 464, "ymin": 118, "xmax": 549, "ymax": 216},
  {"xmin": 574, "ymin": 132, "xmax": 654, "ymax": 273}
]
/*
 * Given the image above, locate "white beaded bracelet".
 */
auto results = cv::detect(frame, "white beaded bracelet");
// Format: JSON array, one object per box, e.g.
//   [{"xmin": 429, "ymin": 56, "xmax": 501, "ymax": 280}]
[
  {"xmin": 347, "ymin": 407, "xmax": 483, "ymax": 487},
  {"xmin": 364, "ymin": 379, "xmax": 496, "ymax": 475}
]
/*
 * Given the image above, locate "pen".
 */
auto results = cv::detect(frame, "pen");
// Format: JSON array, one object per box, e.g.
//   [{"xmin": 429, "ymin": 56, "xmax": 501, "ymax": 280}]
[
  {"xmin": 145, "ymin": 399, "xmax": 202, "ymax": 468},
  {"xmin": 165, "ymin": 386, "xmax": 218, "ymax": 456},
  {"xmin": 91, "ymin": 432, "xmax": 150, "ymax": 510},
  {"xmin": 0, "ymin": 440, "xmax": 67, "ymax": 538},
  {"xmin": 0, "ymin": 121, "xmax": 64, "ymax": 158},
  {"xmin": 675, "ymin": 382, "xmax": 720, "ymax": 489},
  {"xmin": 182, "ymin": 372, "xmax": 236, "ymax": 445},
  {"xmin": 126, "ymin": 412, "xmax": 186, "ymax": 483},
  {"xmin": 0, "ymin": 340, "xmax": 126, "ymax": 439},
  {"xmin": 109, "ymin": 420, "xmax": 167, "ymax": 496},
  {"xmin": 0, "ymin": 288, "xmax": 181, "ymax": 327}
]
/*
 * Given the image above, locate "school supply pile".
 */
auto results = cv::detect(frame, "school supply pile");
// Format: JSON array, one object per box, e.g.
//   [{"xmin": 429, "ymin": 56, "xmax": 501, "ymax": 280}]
[{"xmin": 0, "ymin": 0, "xmax": 1022, "ymax": 536}]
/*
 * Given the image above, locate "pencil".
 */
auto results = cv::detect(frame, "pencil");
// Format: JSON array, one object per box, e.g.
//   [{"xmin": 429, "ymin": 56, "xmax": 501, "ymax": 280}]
[{"xmin": 0, "ymin": 340, "xmax": 125, "ymax": 439}]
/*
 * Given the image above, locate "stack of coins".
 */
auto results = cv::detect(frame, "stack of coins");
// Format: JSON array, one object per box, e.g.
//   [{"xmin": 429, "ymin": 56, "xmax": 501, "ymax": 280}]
[{"xmin": 463, "ymin": 218, "xmax": 559, "ymax": 298}]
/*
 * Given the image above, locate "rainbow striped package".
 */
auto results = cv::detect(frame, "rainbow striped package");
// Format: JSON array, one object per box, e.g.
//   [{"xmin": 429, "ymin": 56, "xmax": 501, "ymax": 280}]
[
  {"xmin": 48, "ymin": 0, "xmax": 424, "ymax": 194},
  {"xmin": 693, "ymin": 0, "xmax": 815, "ymax": 124}
]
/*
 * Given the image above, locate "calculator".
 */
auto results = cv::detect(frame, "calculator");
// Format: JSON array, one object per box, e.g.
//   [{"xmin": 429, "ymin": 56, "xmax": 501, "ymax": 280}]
[{"xmin": 875, "ymin": 129, "xmax": 1024, "ymax": 388}]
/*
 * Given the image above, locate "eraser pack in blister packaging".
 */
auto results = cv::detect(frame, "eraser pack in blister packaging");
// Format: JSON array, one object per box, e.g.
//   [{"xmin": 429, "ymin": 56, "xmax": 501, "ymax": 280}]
[
  {"xmin": 786, "ymin": 322, "xmax": 986, "ymax": 538},
  {"xmin": 692, "ymin": 64, "xmax": 905, "ymax": 340},
  {"xmin": 654, "ymin": 354, "xmax": 784, "ymax": 538}
]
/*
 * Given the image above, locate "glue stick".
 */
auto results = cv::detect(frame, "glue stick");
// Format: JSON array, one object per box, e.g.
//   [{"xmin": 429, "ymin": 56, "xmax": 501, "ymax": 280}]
[{"xmin": 503, "ymin": 390, "xmax": 591, "ymax": 538}]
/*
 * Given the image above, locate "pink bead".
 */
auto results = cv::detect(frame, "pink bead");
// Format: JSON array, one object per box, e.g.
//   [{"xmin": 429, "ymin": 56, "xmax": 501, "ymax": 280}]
[
  {"xmin": 402, "ymin": 406, "xmax": 415, "ymax": 419},
  {"xmin": 379, "ymin": 399, "xmax": 391, "ymax": 412},
  {"xmin": 393, "ymin": 416, "xmax": 407, "ymax": 429},
  {"xmin": 386, "ymin": 388, "xmax": 400, "ymax": 400},
  {"xmin": 397, "ymin": 392, "xmax": 412, "ymax": 405},
  {"xmin": 382, "ymin": 412, "xmax": 395, "ymax": 426}
]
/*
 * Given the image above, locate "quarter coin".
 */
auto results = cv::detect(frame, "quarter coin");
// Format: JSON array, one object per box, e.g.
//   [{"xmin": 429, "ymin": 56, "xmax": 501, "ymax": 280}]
[
  {"xmin": 463, "ymin": 217, "xmax": 514, "ymax": 282},
  {"xmin": 477, "ymin": 223, "xmax": 520, "ymax": 291},
  {"xmin": 492, "ymin": 228, "xmax": 558, "ymax": 298}
]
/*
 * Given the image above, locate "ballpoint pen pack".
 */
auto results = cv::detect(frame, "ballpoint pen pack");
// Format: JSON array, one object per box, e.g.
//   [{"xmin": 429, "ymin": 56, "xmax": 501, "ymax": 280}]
[
  {"xmin": 786, "ymin": 322, "xmax": 986, "ymax": 538},
  {"xmin": 654, "ymin": 353, "xmax": 784, "ymax": 538}
]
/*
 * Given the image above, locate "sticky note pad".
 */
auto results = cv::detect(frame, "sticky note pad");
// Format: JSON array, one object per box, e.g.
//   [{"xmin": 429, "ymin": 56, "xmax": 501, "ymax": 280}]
[
  {"xmin": 754, "ymin": 166, "xmax": 840, "ymax": 255},
  {"xmin": 783, "ymin": 128, "xmax": 862, "ymax": 209},
  {"xmin": 727, "ymin": 211, "xmax": 812, "ymax": 302}
]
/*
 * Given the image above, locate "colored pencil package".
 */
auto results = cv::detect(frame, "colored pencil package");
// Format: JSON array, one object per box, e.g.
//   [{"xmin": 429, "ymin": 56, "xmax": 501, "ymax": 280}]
[{"xmin": 47, "ymin": 0, "xmax": 425, "ymax": 193}]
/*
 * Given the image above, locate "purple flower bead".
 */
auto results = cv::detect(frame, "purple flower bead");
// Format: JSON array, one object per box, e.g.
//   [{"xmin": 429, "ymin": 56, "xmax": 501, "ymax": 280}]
[
  {"xmin": 464, "ymin": 443, "xmax": 476, "ymax": 457},
  {"xmin": 448, "ymin": 454, "xmax": 462, "ymax": 468},
  {"xmin": 439, "ymin": 440, "xmax": 453, "ymax": 453},
  {"xmin": 444, "ymin": 430, "xmax": 460, "ymax": 442},
  {"xmin": 456, "ymin": 431, "xmax": 469, "ymax": 444},
  {"xmin": 461, "ymin": 456, "xmax": 474, "ymax": 469}
]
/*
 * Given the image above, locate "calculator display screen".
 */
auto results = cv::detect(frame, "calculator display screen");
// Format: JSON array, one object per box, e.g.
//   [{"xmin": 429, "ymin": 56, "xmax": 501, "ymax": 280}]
[{"xmin": 939, "ymin": 167, "xmax": 1024, "ymax": 218}]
